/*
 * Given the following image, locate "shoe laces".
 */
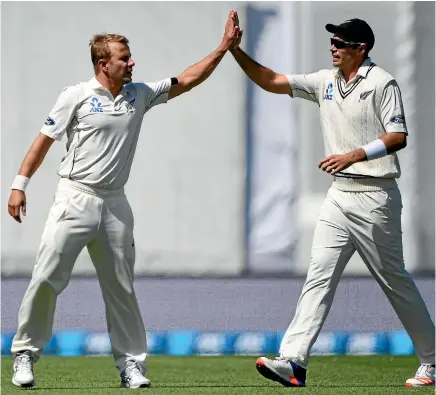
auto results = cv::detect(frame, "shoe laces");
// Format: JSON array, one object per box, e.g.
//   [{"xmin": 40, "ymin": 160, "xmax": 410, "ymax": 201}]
[
  {"xmin": 14, "ymin": 353, "xmax": 33, "ymax": 373},
  {"xmin": 276, "ymin": 356, "xmax": 306, "ymax": 378},
  {"xmin": 417, "ymin": 364, "xmax": 434, "ymax": 377},
  {"xmin": 123, "ymin": 363, "xmax": 142, "ymax": 380}
]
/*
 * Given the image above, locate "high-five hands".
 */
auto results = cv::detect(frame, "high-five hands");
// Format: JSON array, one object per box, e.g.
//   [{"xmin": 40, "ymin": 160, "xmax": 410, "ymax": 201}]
[
  {"xmin": 230, "ymin": 10, "xmax": 243, "ymax": 50},
  {"xmin": 223, "ymin": 10, "xmax": 243, "ymax": 51}
]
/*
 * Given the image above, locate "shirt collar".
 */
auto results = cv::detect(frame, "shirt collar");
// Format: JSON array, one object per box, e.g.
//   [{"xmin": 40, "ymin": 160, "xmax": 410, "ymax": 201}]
[
  {"xmin": 88, "ymin": 77, "xmax": 129, "ymax": 96},
  {"xmin": 88, "ymin": 77, "xmax": 106, "ymax": 91},
  {"xmin": 335, "ymin": 57, "xmax": 373, "ymax": 80},
  {"xmin": 356, "ymin": 57, "xmax": 373, "ymax": 78}
]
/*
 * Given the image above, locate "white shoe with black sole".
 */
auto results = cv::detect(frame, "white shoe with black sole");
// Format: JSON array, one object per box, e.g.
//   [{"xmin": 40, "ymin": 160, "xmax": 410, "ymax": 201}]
[{"xmin": 255, "ymin": 356, "xmax": 306, "ymax": 387}]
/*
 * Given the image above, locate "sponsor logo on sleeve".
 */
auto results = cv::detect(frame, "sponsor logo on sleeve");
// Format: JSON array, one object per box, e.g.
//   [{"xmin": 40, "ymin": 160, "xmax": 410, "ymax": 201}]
[
  {"xmin": 45, "ymin": 117, "xmax": 55, "ymax": 126},
  {"xmin": 389, "ymin": 115, "xmax": 405, "ymax": 124}
]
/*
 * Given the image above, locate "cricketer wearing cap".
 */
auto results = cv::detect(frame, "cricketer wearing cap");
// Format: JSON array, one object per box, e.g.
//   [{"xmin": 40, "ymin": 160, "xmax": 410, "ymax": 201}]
[
  {"xmin": 229, "ymin": 15, "xmax": 435, "ymax": 388},
  {"xmin": 7, "ymin": 11, "xmax": 241, "ymax": 389}
]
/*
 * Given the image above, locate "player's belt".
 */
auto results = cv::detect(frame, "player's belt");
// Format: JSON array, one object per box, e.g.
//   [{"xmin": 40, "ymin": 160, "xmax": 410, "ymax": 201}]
[{"xmin": 334, "ymin": 172, "xmax": 377, "ymax": 179}]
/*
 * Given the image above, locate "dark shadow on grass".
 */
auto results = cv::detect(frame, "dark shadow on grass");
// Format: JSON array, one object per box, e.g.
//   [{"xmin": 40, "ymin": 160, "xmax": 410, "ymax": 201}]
[
  {"xmin": 156, "ymin": 385, "xmax": 274, "ymax": 388},
  {"xmin": 155, "ymin": 383, "xmax": 411, "ymax": 389},
  {"xmin": 4, "ymin": 385, "xmax": 121, "ymax": 391},
  {"xmin": 17, "ymin": 385, "xmax": 274, "ymax": 390},
  {"xmin": 2, "ymin": 383, "xmax": 413, "ymax": 391},
  {"xmin": 305, "ymin": 384, "xmax": 409, "ymax": 388}
]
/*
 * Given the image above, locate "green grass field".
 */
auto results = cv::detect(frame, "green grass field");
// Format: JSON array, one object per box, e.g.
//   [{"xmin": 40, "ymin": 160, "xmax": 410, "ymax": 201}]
[{"xmin": 1, "ymin": 355, "xmax": 434, "ymax": 394}]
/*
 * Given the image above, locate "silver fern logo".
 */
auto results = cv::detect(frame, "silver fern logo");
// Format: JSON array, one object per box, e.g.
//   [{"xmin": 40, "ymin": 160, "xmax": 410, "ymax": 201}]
[{"xmin": 359, "ymin": 90, "xmax": 373, "ymax": 101}]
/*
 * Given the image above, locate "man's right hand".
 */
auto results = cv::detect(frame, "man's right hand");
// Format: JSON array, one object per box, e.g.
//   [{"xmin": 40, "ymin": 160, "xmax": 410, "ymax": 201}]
[
  {"xmin": 8, "ymin": 190, "xmax": 27, "ymax": 223},
  {"xmin": 227, "ymin": 12, "xmax": 290, "ymax": 95},
  {"xmin": 222, "ymin": 10, "xmax": 242, "ymax": 51},
  {"xmin": 230, "ymin": 10, "xmax": 243, "ymax": 50}
]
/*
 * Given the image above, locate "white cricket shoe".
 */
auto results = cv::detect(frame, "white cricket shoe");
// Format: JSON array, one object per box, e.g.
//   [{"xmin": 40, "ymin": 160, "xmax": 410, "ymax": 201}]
[
  {"xmin": 12, "ymin": 350, "xmax": 35, "ymax": 388},
  {"xmin": 255, "ymin": 356, "xmax": 306, "ymax": 387},
  {"xmin": 405, "ymin": 364, "xmax": 435, "ymax": 387},
  {"xmin": 120, "ymin": 361, "xmax": 151, "ymax": 389}
]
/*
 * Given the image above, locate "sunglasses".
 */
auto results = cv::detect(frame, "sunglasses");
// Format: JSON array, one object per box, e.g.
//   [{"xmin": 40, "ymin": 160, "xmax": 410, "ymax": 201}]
[{"xmin": 330, "ymin": 38, "xmax": 361, "ymax": 49}]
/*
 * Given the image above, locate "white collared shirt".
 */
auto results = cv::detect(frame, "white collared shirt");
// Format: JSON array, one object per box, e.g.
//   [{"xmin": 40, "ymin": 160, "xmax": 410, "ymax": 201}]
[
  {"xmin": 40, "ymin": 77, "xmax": 171, "ymax": 189},
  {"xmin": 285, "ymin": 58, "xmax": 407, "ymax": 178}
]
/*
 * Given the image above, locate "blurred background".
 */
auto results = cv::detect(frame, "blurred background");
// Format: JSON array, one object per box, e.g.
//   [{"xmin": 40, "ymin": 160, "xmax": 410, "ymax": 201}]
[{"xmin": 1, "ymin": 2, "xmax": 434, "ymax": 357}]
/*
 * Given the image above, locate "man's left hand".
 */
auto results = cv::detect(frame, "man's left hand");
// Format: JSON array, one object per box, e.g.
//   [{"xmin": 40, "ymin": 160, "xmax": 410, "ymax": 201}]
[
  {"xmin": 222, "ymin": 11, "xmax": 241, "ymax": 51},
  {"xmin": 318, "ymin": 150, "xmax": 363, "ymax": 175}
]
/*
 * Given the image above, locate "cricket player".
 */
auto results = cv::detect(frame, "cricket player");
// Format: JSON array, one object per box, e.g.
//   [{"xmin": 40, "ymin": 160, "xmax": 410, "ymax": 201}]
[
  {"xmin": 230, "ymin": 16, "xmax": 435, "ymax": 388},
  {"xmin": 7, "ymin": 11, "xmax": 241, "ymax": 389}
]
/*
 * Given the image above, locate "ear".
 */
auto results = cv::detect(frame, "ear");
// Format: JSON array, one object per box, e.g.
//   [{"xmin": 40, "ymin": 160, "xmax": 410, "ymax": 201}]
[
  {"xmin": 359, "ymin": 43, "xmax": 367, "ymax": 55},
  {"xmin": 98, "ymin": 58, "xmax": 109, "ymax": 72}
]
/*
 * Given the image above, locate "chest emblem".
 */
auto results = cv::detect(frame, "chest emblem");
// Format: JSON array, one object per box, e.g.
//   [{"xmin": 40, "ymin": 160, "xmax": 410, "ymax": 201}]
[
  {"xmin": 359, "ymin": 90, "xmax": 374, "ymax": 101},
  {"xmin": 90, "ymin": 97, "xmax": 103, "ymax": 113},
  {"xmin": 323, "ymin": 82, "xmax": 334, "ymax": 101}
]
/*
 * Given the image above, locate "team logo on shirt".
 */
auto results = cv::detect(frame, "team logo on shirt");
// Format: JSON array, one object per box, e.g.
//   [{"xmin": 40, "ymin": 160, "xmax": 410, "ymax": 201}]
[
  {"xmin": 44, "ymin": 116, "xmax": 55, "ymax": 126},
  {"xmin": 90, "ymin": 97, "xmax": 103, "ymax": 113},
  {"xmin": 323, "ymin": 82, "xmax": 334, "ymax": 101},
  {"xmin": 390, "ymin": 115, "xmax": 405, "ymax": 124},
  {"xmin": 359, "ymin": 90, "xmax": 374, "ymax": 101},
  {"xmin": 125, "ymin": 101, "xmax": 136, "ymax": 114}
]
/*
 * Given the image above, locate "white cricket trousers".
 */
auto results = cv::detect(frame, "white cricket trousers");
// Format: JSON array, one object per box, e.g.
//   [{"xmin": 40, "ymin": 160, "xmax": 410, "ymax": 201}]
[
  {"xmin": 280, "ymin": 184, "xmax": 435, "ymax": 368},
  {"xmin": 11, "ymin": 178, "xmax": 148, "ymax": 374}
]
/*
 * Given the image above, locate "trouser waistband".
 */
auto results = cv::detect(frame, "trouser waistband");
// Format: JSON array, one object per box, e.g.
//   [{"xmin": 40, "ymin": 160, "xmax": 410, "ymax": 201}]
[
  {"xmin": 58, "ymin": 178, "xmax": 125, "ymax": 197},
  {"xmin": 332, "ymin": 177, "xmax": 398, "ymax": 192}
]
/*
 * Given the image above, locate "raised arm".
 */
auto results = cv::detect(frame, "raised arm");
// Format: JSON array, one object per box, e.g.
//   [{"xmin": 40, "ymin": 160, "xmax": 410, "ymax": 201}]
[
  {"xmin": 8, "ymin": 133, "xmax": 55, "ymax": 223},
  {"xmin": 228, "ymin": 12, "xmax": 290, "ymax": 95},
  {"xmin": 168, "ymin": 10, "xmax": 241, "ymax": 100},
  {"xmin": 230, "ymin": 47, "xmax": 291, "ymax": 94}
]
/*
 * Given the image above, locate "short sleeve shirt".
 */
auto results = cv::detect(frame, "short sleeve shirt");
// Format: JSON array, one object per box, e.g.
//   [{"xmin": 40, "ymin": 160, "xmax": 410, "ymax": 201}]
[{"xmin": 40, "ymin": 77, "xmax": 172, "ymax": 189}]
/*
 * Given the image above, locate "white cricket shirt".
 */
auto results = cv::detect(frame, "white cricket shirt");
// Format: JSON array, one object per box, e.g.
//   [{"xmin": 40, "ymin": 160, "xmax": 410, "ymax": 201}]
[
  {"xmin": 286, "ymin": 58, "xmax": 408, "ymax": 187},
  {"xmin": 40, "ymin": 77, "xmax": 172, "ymax": 190}
]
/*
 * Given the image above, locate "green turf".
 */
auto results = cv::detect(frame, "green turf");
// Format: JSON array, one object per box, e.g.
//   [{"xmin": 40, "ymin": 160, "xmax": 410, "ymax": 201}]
[{"xmin": 1, "ymin": 355, "xmax": 434, "ymax": 394}]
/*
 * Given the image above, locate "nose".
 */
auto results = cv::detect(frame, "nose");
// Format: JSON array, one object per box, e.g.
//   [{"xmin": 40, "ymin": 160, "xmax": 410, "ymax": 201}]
[{"xmin": 129, "ymin": 58, "xmax": 135, "ymax": 68}]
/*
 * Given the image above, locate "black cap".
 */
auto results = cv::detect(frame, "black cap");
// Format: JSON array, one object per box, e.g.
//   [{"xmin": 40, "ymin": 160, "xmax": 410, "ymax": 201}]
[{"xmin": 326, "ymin": 18, "xmax": 375, "ymax": 51}]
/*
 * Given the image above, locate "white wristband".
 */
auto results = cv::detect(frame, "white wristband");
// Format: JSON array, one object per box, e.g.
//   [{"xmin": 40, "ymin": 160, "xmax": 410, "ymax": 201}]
[
  {"xmin": 362, "ymin": 139, "xmax": 387, "ymax": 161},
  {"xmin": 11, "ymin": 175, "xmax": 30, "ymax": 192}
]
